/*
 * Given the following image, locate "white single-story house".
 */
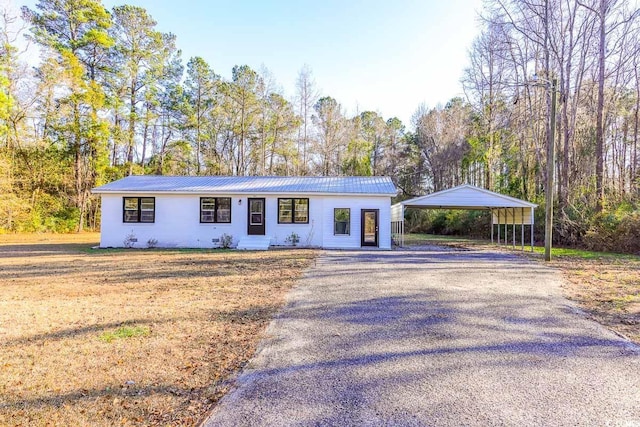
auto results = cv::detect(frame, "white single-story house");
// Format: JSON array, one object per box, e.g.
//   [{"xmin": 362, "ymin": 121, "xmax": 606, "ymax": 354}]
[{"xmin": 92, "ymin": 175, "xmax": 397, "ymax": 250}]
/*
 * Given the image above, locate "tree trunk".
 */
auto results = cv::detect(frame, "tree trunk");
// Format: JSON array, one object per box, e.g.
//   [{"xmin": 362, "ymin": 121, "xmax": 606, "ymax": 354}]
[
  {"xmin": 141, "ymin": 109, "xmax": 149, "ymax": 169},
  {"xmin": 73, "ymin": 102, "xmax": 85, "ymax": 232},
  {"xmin": 594, "ymin": 0, "xmax": 606, "ymax": 212},
  {"xmin": 112, "ymin": 114, "xmax": 119, "ymax": 166},
  {"xmin": 128, "ymin": 80, "xmax": 136, "ymax": 176},
  {"xmin": 196, "ymin": 88, "xmax": 202, "ymax": 175},
  {"xmin": 634, "ymin": 65, "xmax": 639, "ymax": 195}
]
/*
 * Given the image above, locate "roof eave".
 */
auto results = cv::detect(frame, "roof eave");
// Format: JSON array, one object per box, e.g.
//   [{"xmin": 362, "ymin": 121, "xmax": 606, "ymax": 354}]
[
  {"xmin": 397, "ymin": 184, "xmax": 538, "ymax": 208},
  {"xmin": 398, "ymin": 203, "xmax": 538, "ymax": 209},
  {"xmin": 401, "ymin": 205, "xmax": 537, "ymax": 209},
  {"xmin": 92, "ymin": 189, "xmax": 397, "ymax": 197}
]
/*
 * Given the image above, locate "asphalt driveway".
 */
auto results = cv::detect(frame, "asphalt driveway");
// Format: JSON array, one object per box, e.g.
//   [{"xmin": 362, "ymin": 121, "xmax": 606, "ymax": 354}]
[{"xmin": 204, "ymin": 247, "xmax": 640, "ymax": 426}]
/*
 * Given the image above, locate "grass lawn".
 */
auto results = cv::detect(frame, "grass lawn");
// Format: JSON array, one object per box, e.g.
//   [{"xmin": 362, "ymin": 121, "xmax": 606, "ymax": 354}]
[
  {"xmin": 401, "ymin": 233, "xmax": 477, "ymax": 247},
  {"xmin": 404, "ymin": 233, "xmax": 640, "ymax": 343},
  {"xmin": 0, "ymin": 233, "xmax": 317, "ymax": 426}
]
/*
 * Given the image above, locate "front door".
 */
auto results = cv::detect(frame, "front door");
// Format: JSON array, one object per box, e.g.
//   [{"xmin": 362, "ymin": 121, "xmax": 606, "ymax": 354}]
[
  {"xmin": 248, "ymin": 198, "xmax": 266, "ymax": 235},
  {"xmin": 361, "ymin": 209, "xmax": 379, "ymax": 247}
]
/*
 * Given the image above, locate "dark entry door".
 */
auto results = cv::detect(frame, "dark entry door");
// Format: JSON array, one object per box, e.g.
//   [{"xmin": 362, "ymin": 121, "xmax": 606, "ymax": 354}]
[
  {"xmin": 361, "ymin": 209, "xmax": 379, "ymax": 247},
  {"xmin": 248, "ymin": 198, "xmax": 266, "ymax": 235}
]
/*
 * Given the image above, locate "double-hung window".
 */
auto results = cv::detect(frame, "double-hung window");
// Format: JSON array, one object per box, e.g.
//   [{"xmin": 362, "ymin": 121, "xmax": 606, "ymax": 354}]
[
  {"xmin": 200, "ymin": 197, "xmax": 231, "ymax": 223},
  {"xmin": 278, "ymin": 198, "xmax": 309, "ymax": 224},
  {"xmin": 123, "ymin": 197, "xmax": 155, "ymax": 223},
  {"xmin": 334, "ymin": 208, "xmax": 350, "ymax": 235}
]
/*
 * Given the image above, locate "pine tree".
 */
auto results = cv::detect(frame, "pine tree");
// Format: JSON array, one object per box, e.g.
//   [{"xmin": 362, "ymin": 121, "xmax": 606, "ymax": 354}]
[{"xmin": 23, "ymin": 0, "xmax": 113, "ymax": 231}]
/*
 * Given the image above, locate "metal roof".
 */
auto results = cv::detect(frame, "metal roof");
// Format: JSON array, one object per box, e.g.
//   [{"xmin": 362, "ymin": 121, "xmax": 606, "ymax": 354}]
[
  {"xmin": 92, "ymin": 175, "xmax": 397, "ymax": 196},
  {"xmin": 393, "ymin": 184, "xmax": 538, "ymax": 210}
]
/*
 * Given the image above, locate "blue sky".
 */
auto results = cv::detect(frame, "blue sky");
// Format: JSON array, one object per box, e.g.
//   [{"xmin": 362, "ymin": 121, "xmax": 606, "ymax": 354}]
[{"xmin": 12, "ymin": 0, "xmax": 483, "ymax": 127}]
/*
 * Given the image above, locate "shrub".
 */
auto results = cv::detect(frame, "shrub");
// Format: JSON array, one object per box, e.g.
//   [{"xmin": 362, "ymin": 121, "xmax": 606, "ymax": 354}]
[
  {"xmin": 616, "ymin": 213, "xmax": 640, "ymax": 254},
  {"xmin": 583, "ymin": 211, "xmax": 640, "ymax": 254},
  {"xmin": 285, "ymin": 232, "xmax": 300, "ymax": 246},
  {"xmin": 555, "ymin": 204, "xmax": 591, "ymax": 247},
  {"xmin": 405, "ymin": 208, "xmax": 490, "ymax": 238},
  {"xmin": 220, "ymin": 233, "xmax": 233, "ymax": 249},
  {"xmin": 123, "ymin": 231, "xmax": 137, "ymax": 248}
]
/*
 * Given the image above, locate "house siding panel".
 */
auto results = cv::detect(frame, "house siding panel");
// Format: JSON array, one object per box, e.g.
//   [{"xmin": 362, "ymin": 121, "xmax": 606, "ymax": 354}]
[
  {"xmin": 100, "ymin": 193, "xmax": 390, "ymax": 249},
  {"xmin": 262, "ymin": 196, "xmax": 324, "ymax": 247},
  {"xmin": 101, "ymin": 194, "xmax": 238, "ymax": 248},
  {"xmin": 321, "ymin": 196, "xmax": 391, "ymax": 249}
]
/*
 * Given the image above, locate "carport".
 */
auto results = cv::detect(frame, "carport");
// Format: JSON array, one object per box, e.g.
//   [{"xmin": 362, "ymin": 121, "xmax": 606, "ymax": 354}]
[{"xmin": 391, "ymin": 184, "xmax": 538, "ymax": 251}]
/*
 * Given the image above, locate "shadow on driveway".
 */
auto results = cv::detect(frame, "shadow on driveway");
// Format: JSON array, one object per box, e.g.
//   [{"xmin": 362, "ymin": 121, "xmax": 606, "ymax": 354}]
[{"xmin": 204, "ymin": 248, "xmax": 640, "ymax": 427}]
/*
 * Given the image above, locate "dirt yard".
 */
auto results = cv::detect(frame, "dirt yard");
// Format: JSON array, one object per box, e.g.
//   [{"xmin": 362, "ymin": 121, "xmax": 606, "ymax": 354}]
[{"xmin": 0, "ymin": 233, "xmax": 316, "ymax": 426}]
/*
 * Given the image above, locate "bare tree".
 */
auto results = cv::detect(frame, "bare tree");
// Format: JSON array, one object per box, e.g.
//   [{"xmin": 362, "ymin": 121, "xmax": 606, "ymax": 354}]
[{"xmin": 294, "ymin": 65, "xmax": 319, "ymax": 175}]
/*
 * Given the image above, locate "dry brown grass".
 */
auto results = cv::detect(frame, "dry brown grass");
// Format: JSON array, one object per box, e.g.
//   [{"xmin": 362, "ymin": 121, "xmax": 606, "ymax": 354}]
[
  {"xmin": 549, "ymin": 256, "xmax": 640, "ymax": 343},
  {"xmin": 0, "ymin": 233, "xmax": 317, "ymax": 426}
]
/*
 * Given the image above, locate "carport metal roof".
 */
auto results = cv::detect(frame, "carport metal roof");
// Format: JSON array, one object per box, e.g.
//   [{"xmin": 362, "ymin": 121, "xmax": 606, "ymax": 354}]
[{"xmin": 391, "ymin": 184, "xmax": 538, "ymax": 251}]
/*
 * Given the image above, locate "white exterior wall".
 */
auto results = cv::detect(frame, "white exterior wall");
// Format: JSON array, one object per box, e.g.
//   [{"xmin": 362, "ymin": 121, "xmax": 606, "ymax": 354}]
[
  {"xmin": 99, "ymin": 193, "xmax": 391, "ymax": 249},
  {"xmin": 100, "ymin": 194, "xmax": 242, "ymax": 248},
  {"xmin": 264, "ymin": 196, "xmax": 324, "ymax": 247},
  {"xmin": 321, "ymin": 196, "xmax": 391, "ymax": 249}
]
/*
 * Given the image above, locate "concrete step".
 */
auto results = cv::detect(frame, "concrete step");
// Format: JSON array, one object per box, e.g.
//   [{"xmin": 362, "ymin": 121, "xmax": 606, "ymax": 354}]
[{"xmin": 236, "ymin": 236, "xmax": 271, "ymax": 251}]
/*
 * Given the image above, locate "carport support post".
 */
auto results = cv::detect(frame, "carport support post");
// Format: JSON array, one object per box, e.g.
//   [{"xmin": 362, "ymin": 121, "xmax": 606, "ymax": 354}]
[
  {"xmin": 497, "ymin": 209, "xmax": 501, "ymax": 245},
  {"xmin": 521, "ymin": 208, "xmax": 525, "ymax": 251},
  {"xmin": 490, "ymin": 209, "xmax": 494, "ymax": 244},
  {"xmin": 512, "ymin": 207, "xmax": 516, "ymax": 248},
  {"xmin": 401, "ymin": 205, "xmax": 405, "ymax": 247},
  {"xmin": 531, "ymin": 208, "xmax": 535, "ymax": 252},
  {"xmin": 501, "ymin": 209, "xmax": 504, "ymax": 245},
  {"xmin": 504, "ymin": 212, "xmax": 507, "ymax": 247}
]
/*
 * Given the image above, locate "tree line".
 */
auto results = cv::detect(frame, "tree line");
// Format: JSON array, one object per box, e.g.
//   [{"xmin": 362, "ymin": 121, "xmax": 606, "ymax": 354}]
[
  {"xmin": 1, "ymin": 0, "xmax": 639, "ymax": 253},
  {"xmin": 1, "ymin": 0, "xmax": 415, "ymax": 232},
  {"xmin": 410, "ymin": 0, "xmax": 640, "ymax": 252}
]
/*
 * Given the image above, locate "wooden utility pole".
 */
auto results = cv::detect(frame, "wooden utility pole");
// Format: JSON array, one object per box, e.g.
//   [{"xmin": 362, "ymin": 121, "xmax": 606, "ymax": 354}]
[{"xmin": 544, "ymin": 78, "xmax": 557, "ymax": 262}]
